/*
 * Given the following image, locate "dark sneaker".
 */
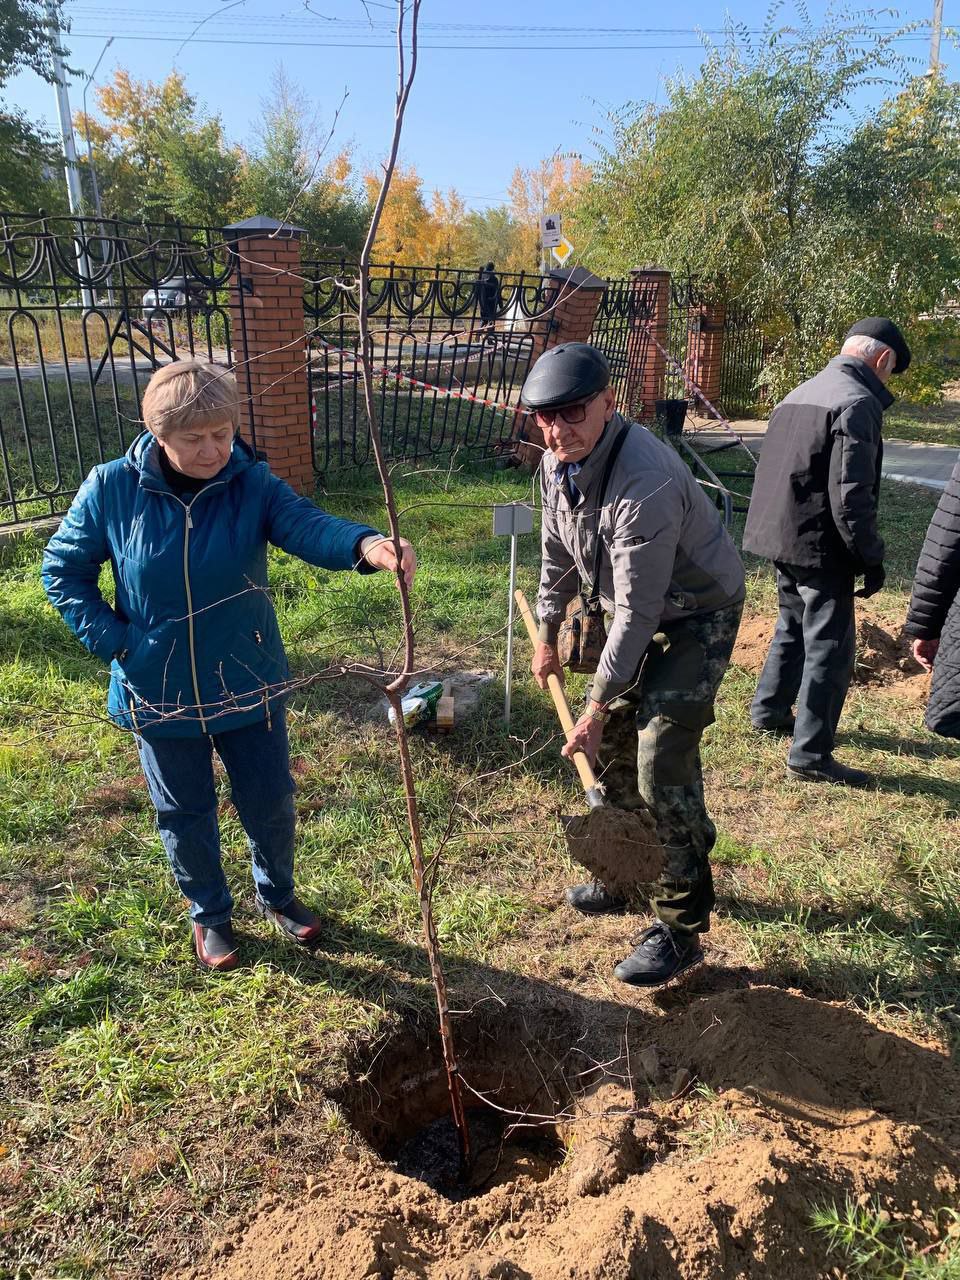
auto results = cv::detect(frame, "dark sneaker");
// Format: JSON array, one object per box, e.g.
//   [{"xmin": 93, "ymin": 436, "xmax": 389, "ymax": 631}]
[
  {"xmin": 565, "ymin": 880, "xmax": 628, "ymax": 916},
  {"xmin": 751, "ymin": 715, "xmax": 795, "ymax": 736},
  {"xmin": 786, "ymin": 758, "xmax": 872, "ymax": 788},
  {"xmin": 613, "ymin": 922, "xmax": 704, "ymax": 989},
  {"xmin": 255, "ymin": 895, "xmax": 323, "ymax": 946},
  {"xmin": 192, "ymin": 920, "xmax": 240, "ymax": 972}
]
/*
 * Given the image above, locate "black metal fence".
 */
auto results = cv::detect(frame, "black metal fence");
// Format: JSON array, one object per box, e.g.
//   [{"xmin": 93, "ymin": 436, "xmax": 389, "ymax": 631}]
[
  {"xmin": 590, "ymin": 276, "xmax": 659, "ymax": 417},
  {"xmin": 0, "ymin": 212, "xmax": 235, "ymax": 526},
  {"xmin": 0, "ymin": 209, "xmax": 770, "ymax": 527},
  {"xmin": 719, "ymin": 301, "xmax": 770, "ymax": 418},
  {"xmin": 303, "ymin": 261, "xmax": 556, "ymax": 472},
  {"xmin": 665, "ymin": 275, "xmax": 768, "ymax": 418}
]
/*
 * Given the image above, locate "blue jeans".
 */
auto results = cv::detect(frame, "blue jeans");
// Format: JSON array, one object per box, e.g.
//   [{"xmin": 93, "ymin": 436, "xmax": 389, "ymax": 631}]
[
  {"xmin": 751, "ymin": 562, "xmax": 856, "ymax": 768},
  {"xmin": 137, "ymin": 710, "xmax": 297, "ymax": 927}
]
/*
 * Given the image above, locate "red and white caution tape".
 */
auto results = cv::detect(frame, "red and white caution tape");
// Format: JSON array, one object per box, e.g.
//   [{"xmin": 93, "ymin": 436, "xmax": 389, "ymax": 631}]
[
  {"xmin": 640, "ymin": 321, "xmax": 752, "ymax": 451},
  {"xmin": 311, "ymin": 343, "xmax": 524, "ymax": 420}
]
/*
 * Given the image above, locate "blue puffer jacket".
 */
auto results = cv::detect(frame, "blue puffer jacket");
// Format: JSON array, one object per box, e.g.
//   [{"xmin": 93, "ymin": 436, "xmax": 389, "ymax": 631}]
[{"xmin": 41, "ymin": 432, "xmax": 380, "ymax": 739}]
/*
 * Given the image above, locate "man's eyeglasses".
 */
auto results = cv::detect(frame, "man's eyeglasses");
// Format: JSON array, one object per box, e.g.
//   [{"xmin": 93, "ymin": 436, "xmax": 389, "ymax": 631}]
[{"xmin": 531, "ymin": 390, "xmax": 603, "ymax": 427}]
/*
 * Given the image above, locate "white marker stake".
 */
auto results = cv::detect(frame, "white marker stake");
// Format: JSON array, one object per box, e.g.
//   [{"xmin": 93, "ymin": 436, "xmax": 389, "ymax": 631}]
[{"xmin": 493, "ymin": 502, "xmax": 534, "ymax": 727}]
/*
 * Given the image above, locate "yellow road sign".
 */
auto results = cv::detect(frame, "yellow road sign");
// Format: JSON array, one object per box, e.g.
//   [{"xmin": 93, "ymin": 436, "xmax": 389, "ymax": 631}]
[{"xmin": 551, "ymin": 237, "xmax": 574, "ymax": 265}]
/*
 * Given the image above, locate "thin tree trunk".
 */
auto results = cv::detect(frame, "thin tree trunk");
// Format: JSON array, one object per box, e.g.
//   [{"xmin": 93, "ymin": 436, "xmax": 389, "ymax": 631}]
[{"xmin": 354, "ymin": 0, "xmax": 471, "ymax": 1170}]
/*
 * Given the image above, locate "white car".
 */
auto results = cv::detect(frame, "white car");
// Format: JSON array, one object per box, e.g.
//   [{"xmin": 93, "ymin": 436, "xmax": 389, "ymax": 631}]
[{"xmin": 141, "ymin": 276, "xmax": 207, "ymax": 318}]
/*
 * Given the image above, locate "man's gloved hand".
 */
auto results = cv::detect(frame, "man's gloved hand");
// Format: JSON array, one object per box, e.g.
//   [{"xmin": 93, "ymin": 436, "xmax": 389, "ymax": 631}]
[{"xmin": 855, "ymin": 564, "xmax": 885, "ymax": 599}]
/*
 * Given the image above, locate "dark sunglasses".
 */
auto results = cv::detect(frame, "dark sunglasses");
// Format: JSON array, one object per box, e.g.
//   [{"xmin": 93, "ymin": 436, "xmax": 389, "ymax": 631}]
[{"xmin": 531, "ymin": 390, "xmax": 603, "ymax": 427}]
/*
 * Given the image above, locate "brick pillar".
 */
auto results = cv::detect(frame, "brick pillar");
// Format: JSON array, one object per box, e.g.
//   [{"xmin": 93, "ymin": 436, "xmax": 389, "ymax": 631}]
[
  {"xmin": 528, "ymin": 265, "xmax": 606, "ymax": 361},
  {"xmin": 684, "ymin": 300, "xmax": 726, "ymax": 416},
  {"xmin": 225, "ymin": 215, "xmax": 313, "ymax": 494},
  {"xmin": 517, "ymin": 266, "xmax": 607, "ymax": 463},
  {"xmin": 626, "ymin": 266, "xmax": 671, "ymax": 422}
]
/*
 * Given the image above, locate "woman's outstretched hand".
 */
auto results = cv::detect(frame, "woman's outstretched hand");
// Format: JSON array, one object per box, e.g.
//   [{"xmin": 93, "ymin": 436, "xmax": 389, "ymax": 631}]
[{"xmin": 364, "ymin": 536, "xmax": 417, "ymax": 589}]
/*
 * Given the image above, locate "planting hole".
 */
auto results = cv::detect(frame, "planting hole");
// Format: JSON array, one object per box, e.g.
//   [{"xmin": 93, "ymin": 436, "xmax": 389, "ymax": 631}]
[{"xmin": 340, "ymin": 1005, "xmax": 581, "ymax": 1199}]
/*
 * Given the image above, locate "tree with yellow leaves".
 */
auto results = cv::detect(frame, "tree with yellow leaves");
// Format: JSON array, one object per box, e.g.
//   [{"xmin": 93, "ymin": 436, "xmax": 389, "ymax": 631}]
[
  {"xmin": 75, "ymin": 68, "xmax": 242, "ymax": 225},
  {"xmin": 507, "ymin": 154, "xmax": 591, "ymax": 270}
]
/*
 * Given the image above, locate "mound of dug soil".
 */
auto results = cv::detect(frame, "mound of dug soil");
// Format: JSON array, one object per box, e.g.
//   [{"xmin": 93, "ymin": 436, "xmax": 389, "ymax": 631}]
[
  {"xmin": 172, "ymin": 988, "xmax": 960, "ymax": 1280},
  {"xmin": 734, "ymin": 613, "xmax": 929, "ymax": 702}
]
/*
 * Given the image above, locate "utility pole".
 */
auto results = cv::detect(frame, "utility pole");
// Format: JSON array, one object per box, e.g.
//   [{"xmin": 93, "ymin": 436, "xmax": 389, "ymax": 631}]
[
  {"xmin": 82, "ymin": 37, "xmax": 113, "ymax": 226},
  {"xmin": 45, "ymin": 0, "xmax": 94, "ymax": 308},
  {"xmin": 82, "ymin": 36, "xmax": 115, "ymax": 305},
  {"xmin": 930, "ymin": 0, "xmax": 944, "ymax": 73}
]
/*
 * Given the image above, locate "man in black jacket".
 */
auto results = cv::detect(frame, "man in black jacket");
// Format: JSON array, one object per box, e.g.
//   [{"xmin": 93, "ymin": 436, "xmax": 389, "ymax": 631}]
[
  {"xmin": 478, "ymin": 262, "xmax": 500, "ymax": 328},
  {"xmin": 742, "ymin": 317, "xmax": 911, "ymax": 787}
]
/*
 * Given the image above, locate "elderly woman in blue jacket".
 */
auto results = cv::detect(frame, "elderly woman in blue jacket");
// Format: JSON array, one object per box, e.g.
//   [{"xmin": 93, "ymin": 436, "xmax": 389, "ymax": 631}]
[{"xmin": 42, "ymin": 360, "xmax": 415, "ymax": 971}]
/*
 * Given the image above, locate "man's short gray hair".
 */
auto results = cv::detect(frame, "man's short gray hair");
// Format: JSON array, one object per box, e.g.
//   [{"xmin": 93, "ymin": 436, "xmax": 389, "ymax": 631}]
[{"xmin": 841, "ymin": 334, "xmax": 893, "ymax": 362}]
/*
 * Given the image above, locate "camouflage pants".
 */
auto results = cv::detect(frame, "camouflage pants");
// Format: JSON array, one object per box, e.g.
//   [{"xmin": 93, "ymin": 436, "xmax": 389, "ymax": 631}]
[{"xmin": 596, "ymin": 600, "xmax": 743, "ymax": 935}]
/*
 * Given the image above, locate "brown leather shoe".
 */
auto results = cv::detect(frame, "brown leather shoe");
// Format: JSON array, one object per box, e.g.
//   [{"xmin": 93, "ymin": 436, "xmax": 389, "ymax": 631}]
[
  {"xmin": 255, "ymin": 895, "xmax": 323, "ymax": 946},
  {"xmin": 191, "ymin": 920, "xmax": 240, "ymax": 971}
]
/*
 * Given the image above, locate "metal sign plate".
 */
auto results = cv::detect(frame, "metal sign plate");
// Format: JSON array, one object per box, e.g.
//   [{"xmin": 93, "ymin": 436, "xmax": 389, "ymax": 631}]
[{"xmin": 492, "ymin": 503, "xmax": 535, "ymax": 537}]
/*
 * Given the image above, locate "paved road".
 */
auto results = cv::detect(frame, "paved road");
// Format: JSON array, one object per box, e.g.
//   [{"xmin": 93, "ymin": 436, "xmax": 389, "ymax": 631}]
[
  {"xmin": 882, "ymin": 439, "xmax": 958, "ymax": 490},
  {"xmin": 691, "ymin": 422, "xmax": 958, "ymax": 490}
]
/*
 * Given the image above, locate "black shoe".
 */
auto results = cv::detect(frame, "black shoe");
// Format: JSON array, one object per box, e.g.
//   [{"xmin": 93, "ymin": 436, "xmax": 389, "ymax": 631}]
[
  {"xmin": 192, "ymin": 920, "xmax": 240, "ymax": 971},
  {"xmin": 565, "ymin": 880, "xmax": 628, "ymax": 915},
  {"xmin": 255, "ymin": 895, "xmax": 323, "ymax": 945},
  {"xmin": 752, "ymin": 715, "xmax": 795, "ymax": 736},
  {"xmin": 786, "ymin": 758, "xmax": 872, "ymax": 788},
  {"xmin": 613, "ymin": 923, "xmax": 704, "ymax": 989}
]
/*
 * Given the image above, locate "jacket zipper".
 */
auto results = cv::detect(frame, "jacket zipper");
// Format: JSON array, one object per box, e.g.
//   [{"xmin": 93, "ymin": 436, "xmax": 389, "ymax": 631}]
[
  {"xmin": 181, "ymin": 501, "xmax": 204, "ymax": 731},
  {"xmin": 143, "ymin": 479, "xmax": 228, "ymax": 734}
]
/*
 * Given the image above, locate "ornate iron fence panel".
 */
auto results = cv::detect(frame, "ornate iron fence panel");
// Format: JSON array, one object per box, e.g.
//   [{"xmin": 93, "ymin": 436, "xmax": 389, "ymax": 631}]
[
  {"xmin": 719, "ymin": 301, "xmax": 769, "ymax": 418},
  {"xmin": 0, "ymin": 212, "xmax": 236, "ymax": 526},
  {"xmin": 303, "ymin": 261, "xmax": 563, "ymax": 472},
  {"xmin": 588, "ymin": 276, "xmax": 660, "ymax": 418}
]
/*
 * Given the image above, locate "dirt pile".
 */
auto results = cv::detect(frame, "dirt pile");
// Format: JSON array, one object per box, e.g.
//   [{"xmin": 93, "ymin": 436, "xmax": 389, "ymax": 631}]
[
  {"xmin": 171, "ymin": 988, "xmax": 960, "ymax": 1280},
  {"xmin": 733, "ymin": 612, "xmax": 930, "ymax": 701}
]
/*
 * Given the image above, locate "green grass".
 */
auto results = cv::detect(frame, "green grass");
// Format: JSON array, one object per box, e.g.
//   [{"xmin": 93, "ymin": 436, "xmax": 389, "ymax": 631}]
[
  {"xmin": 0, "ymin": 457, "xmax": 957, "ymax": 1276},
  {"xmin": 885, "ymin": 389, "xmax": 960, "ymax": 449},
  {"xmin": 812, "ymin": 1199, "xmax": 960, "ymax": 1279}
]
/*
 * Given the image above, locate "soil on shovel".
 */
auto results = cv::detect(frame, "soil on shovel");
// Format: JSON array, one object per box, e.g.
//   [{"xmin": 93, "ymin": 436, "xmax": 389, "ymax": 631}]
[
  {"xmin": 562, "ymin": 804, "xmax": 664, "ymax": 894},
  {"xmin": 172, "ymin": 985, "xmax": 960, "ymax": 1280}
]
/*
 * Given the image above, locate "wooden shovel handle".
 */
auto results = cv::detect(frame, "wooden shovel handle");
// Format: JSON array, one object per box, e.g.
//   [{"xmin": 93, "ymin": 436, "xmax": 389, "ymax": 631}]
[{"xmin": 514, "ymin": 588, "xmax": 600, "ymax": 795}]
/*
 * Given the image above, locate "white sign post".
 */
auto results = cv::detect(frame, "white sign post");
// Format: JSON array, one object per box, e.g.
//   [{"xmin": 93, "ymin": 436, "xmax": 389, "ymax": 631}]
[
  {"xmin": 493, "ymin": 502, "xmax": 534, "ymax": 726},
  {"xmin": 540, "ymin": 213, "xmax": 562, "ymax": 249}
]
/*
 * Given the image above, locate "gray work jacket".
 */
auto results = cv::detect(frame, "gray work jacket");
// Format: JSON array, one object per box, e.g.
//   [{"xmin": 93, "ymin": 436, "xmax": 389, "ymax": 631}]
[{"xmin": 537, "ymin": 413, "xmax": 745, "ymax": 703}]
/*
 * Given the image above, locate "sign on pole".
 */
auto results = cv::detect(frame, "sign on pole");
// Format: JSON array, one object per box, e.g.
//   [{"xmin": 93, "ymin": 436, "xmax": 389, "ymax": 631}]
[
  {"xmin": 551, "ymin": 237, "xmax": 574, "ymax": 266},
  {"xmin": 540, "ymin": 213, "xmax": 562, "ymax": 249},
  {"xmin": 493, "ymin": 503, "xmax": 535, "ymax": 727}
]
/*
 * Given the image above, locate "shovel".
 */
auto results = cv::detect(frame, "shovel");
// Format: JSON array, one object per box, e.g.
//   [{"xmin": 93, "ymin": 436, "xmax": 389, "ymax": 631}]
[{"xmin": 514, "ymin": 589, "xmax": 664, "ymax": 893}]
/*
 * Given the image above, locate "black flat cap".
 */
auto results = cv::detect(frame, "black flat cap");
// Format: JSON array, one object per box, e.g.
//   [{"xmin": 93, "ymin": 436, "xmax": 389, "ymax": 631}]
[
  {"xmin": 845, "ymin": 317, "xmax": 911, "ymax": 374},
  {"xmin": 520, "ymin": 342, "xmax": 611, "ymax": 409}
]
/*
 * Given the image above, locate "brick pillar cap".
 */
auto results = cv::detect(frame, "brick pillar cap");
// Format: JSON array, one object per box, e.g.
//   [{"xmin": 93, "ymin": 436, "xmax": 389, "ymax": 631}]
[
  {"xmin": 630, "ymin": 264, "xmax": 670, "ymax": 276},
  {"xmin": 224, "ymin": 215, "xmax": 306, "ymax": 241},
  {"xmin": 547, "ymin": 265, "xmax": 607, "ymax": 290}
]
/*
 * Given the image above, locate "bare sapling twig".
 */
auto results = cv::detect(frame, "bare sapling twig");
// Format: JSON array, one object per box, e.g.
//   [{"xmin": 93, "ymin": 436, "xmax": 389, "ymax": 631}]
[{"xmin": 354, "ymin": 0, "xmax": 471, "ymax": 1171}]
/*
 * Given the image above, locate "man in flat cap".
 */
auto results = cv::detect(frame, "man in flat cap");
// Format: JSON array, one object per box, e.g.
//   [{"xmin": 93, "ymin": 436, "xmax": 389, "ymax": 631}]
[
  {"xmin": 743, "ymin": 317, "xmax": 911, "ymax": 786},
  {"xmin": 523, "ymin": 342, "xmax": 745, "ymax": 988}
]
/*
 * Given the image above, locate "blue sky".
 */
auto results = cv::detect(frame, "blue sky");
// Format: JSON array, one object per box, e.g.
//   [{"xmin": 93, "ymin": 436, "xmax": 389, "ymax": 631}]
[{"xmin": 8, "ymin": 0, "xmax": 956, "ymax": 210}]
